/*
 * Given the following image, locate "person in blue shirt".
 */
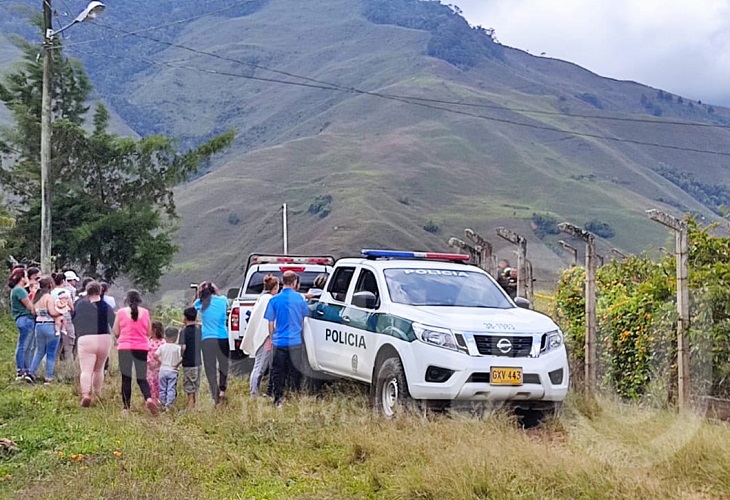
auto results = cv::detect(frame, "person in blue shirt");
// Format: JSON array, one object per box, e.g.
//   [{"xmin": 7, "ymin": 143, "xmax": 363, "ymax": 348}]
[
  {"xmin": 264, "ymin": 271, "xmax": 310, "ymax": 406},
  {"xmin": 193, "ymin": 281, "xmax": 230, "ymax": 405}
]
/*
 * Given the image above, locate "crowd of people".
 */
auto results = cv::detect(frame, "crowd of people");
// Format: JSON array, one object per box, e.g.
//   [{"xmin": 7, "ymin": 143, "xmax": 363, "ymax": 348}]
[{"xmin": 7, "ymin": 265, "xmax": 313, "ymax": 413}]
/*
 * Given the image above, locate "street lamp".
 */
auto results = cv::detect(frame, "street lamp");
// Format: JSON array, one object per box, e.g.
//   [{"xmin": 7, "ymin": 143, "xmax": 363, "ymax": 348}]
[{"xmin": 40, "ymin": 1, "xmax": 105, "ymax": 273}]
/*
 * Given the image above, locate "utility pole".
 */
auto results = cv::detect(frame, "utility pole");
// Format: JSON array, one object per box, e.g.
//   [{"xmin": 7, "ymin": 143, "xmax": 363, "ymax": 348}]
[
  {"xmin": 559, "ymin": 222, "xmax": 597, "ymax": 393},
  {"xmin": 558, "ymin": 240, "xmax": 578, "ymax": 266},
  {"xmin": 464, "ymin": 228, "xmax": 495, "ymax": 275},
  {"xmin": 40, "ymin": 0, "xmax": 53, "ymax": 274},
  {"xmin": 647, "ymin": 209, "xmax": 690, "ymax": 410},
  {"xmin": 282, "ymin": 203, "xmax": 288, "ymax": 255},
  {"xmin": 38, "ymin": 2, "xmax": 104, "ymax": 273},
  {"xmin": 495, "ymin": 227, "xmax": 528, "ymax": 299}
]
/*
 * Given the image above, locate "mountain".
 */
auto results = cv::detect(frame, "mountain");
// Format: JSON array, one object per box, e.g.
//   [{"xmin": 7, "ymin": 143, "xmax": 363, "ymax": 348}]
[{"xmin": 2, "ymin": 0, "xmax": 730, "ymax": 301}]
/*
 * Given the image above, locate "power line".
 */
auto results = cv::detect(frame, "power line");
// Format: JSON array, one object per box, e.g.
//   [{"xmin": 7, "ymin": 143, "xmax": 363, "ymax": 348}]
[
  {"xmin": 11, "ymin": 0, "xmax": 730, "ymax": 132},
  {"xmin": 61, "ymin": 0, "xmax": 257, "ymax": 49},
  {"xmin": 86, "ymin": 21, "xmax": 344, "ymax": 90},
  {"xmin": 86, "ymin": 21, "xmax": 730, "ymax": 133},
  {"xmin": 66, "ymin": 47, "xmax": 730, "ymax": 158}
]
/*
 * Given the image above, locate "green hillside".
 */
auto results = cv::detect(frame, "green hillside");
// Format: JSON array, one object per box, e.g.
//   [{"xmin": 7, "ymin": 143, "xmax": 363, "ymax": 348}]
[
  {"xmin": 155, "ymin": 0, "xmax": 730, "ymax": 297},
  {"xmin": 2, "ymin": 0, "xmax": 729, "ymax": 298}
]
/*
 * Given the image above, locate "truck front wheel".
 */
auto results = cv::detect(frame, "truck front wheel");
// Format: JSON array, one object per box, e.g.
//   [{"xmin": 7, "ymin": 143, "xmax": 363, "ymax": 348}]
[{"xmin": 372, "ymin": 357, "xmax": 411, "ymax": 418}]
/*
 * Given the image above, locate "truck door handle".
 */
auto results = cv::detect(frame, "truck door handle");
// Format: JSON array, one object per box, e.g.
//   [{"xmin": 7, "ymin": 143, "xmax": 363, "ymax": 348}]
[
  {"xmin": 342, "ymin": 316, "xmax": 351, "ymax": 324},
  {"xmin": 315, "ymin": 310, "xmax": 324, "ymax": 316}
]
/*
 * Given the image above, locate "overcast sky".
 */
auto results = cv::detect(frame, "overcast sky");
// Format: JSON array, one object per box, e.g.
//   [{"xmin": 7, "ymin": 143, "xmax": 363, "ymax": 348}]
[{"xmin": 455, "ymin": 0, "xmax": 730, "ymax": 106}]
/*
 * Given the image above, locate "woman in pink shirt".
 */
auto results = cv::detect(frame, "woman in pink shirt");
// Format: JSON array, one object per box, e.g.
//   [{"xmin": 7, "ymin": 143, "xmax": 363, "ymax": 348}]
[{"xmin": 112, "ymin": 290, "xmax": 158, "ymax": 414}]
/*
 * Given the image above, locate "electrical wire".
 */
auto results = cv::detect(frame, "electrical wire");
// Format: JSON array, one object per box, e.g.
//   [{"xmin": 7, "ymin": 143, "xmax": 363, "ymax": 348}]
[
  {"xmin": 87, "ymin": 21, "xmax": 730, "ymax": 132},
  {"xmin": 9, "ymin": 0, "xmax": 730, "ymax": 132},
  {"xmin": 66, "ymin": 46, "xmax": 730, "ymax": 158},
  {"xmin": 60, "ymin": 0, "xmax": 258, "ymax": 49}
]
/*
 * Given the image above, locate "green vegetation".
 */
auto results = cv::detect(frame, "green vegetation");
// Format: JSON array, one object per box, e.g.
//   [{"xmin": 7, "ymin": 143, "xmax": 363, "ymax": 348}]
[
  {"xmin": 0, "ymin": 37, "xmax": 233, "ymax": 291},
  {"xmin": 423, "ymin": 219, "xmax": 440, "ymax": 234},
  {"xmin": 553, "ymin": 219, "xmax": 730, "ymax": 400},
  {"xmin": 576, "ymin": 93, "xmax": 603, "ymax": 109},
  {"xmin": 531, "ymin": 213, "xmax": 560, "ymax": 239},
  {"xmin": 362, "ymin": 0, "xmax": 503, "ymax": 68},
  {"xmin": 584, "ymin": 219, "xmax": 615, "ymax": 239},
  {"xmin": 0, "ymin": 312, "xmax": 729, "ymax": 498},
  {"xmin": 654, "ymin": 164, "xmax": 730, "ymax": 216},
  {"xmin": 308, "ymin": 195, "xmax": 332, "ymax": 219}
]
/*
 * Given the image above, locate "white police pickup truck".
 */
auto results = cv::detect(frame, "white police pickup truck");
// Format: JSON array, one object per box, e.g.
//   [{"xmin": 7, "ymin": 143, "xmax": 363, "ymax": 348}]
[
  {"xmin": 304, "ymin": 250, "xmax": 569, "ymax": 417},
  {"xmin": 227, "ymin": 254, "xmax": 334, "ymax": 352}
]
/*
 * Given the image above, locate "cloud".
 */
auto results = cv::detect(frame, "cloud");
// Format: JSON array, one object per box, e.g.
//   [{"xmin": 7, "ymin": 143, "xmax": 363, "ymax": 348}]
[{"xmin": 454, "ymin": 0, "xmax": 730, "ymax": 105}]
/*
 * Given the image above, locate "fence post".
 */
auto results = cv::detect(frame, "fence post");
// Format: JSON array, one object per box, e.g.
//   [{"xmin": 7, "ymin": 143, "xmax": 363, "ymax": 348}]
[
  {"xmin": 448, "ymin": 237, "xmax": 480, "ymax": 266},
  {"xmin": 465, "ymin": 229, "xmax": 495, "ymax": 276},
  {"xmin": 611, "ymin": 248, "xmax": 628, "ymax": 260},
  {"xmin": 646, "ymin": 209, "xmax": 690, "ymax": 410},
  {"xmin": 558, "ymin": 223, "xmax": 597, "ymax": 394},
  {"xmin": 495, "ymin": 227, "xmax": 528, "ymax": 300},
  {"xmin": 558, "ymin": 240, "xmax": 578, "ymax": 266}
]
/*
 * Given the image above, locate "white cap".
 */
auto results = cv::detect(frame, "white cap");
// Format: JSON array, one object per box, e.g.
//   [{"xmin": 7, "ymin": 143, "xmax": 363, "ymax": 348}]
[{"xmin": 64, "ymin": 270, "xmax": 80, "ymax": 282}]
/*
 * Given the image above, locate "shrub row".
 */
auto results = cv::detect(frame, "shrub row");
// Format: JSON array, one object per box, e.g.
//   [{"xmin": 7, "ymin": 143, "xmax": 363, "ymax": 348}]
[{"xmin": 552, "ymin": 219, "xmax": 730, "ymax": 400}]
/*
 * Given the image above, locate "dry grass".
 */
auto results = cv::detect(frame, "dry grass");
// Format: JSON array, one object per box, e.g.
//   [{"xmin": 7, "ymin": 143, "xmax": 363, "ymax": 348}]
[{"xmin": 0, "ymin": 315, "xmax": 729, "ymax": 499}]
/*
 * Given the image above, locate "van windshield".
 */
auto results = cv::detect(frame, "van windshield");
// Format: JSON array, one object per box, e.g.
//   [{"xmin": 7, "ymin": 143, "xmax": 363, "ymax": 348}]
[
  {"xmin": 244, "ymin": 271, "xmax": 325, "ymax": 295},
  {"xmin": 383, "ymin": 268, "xmax": 512, "ymax": 308}
]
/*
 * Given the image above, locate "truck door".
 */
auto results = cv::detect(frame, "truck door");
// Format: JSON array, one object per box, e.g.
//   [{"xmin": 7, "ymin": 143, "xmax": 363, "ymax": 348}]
[
  {"xmin": 341, "ymin": 268, "xmax": 382, "ymax": 382},
  {"xmin": 309, "ymin": 266, "xmax": 356, "ymax": 374}
]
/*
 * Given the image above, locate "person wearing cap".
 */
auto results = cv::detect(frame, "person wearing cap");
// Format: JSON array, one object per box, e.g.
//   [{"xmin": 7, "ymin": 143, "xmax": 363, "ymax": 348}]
[
  {"xmin": 52, "ymin": 273, "xmax": 76, "ymax": 361},
  {"xmin": 64, "ymin": 270, "xmax": 80, "ymax": 302}
]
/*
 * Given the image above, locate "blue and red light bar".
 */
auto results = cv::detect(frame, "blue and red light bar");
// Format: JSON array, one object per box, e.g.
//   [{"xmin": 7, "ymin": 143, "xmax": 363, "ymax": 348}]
[{"xmin": 361, "ymin": 249, "xmax": 470, "ymax": 261}]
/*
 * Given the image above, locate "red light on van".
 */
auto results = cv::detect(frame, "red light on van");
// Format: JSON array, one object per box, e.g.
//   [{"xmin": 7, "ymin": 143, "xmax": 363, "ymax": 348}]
[{"xmin": 230, "ymin": 307, "xmax": 240, "ymax": 332}]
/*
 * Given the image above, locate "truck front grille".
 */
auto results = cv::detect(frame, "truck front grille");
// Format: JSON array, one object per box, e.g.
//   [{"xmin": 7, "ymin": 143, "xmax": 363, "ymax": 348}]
[{"xmin": 473, "ymin": 335, "xmax": 533, "ymax": 357}]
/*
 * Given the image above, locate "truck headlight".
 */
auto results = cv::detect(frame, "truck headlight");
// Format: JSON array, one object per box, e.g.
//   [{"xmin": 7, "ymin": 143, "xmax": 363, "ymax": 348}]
[
  {"xmin": 413, "ymin": 323, "xmax": 464, "ymax": 353},
  {"xmin": 541, "ymin": 329, "xmax": 563, "ymax": 355}
]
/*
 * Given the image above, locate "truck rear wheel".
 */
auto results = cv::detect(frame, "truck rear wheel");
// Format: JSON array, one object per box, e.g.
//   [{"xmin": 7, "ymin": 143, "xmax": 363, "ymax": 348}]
[{"xmin": 372, "ymin": 357, "xmax": 411, "ymax": 418}]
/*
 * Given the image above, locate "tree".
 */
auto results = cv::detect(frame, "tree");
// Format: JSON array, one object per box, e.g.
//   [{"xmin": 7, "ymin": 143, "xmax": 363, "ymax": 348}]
[{"xmin": 0, "ymin": 36, "xmax": 233, "ymax": 291}]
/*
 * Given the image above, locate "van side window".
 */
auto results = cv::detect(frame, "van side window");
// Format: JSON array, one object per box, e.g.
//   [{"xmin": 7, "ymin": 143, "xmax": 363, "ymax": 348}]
[
  {"xmin": 354, "ymin": 269, "xmax": 380, "ymax": 308},
  {"xmin": 327, "ymin": 267, "xmax": 355, "ymax": 302}
]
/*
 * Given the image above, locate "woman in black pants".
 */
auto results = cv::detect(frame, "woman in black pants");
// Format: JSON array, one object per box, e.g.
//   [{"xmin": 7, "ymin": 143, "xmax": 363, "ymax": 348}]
[
  {"xmin": 112, "ymin": 290, "xmax": 158, "ymax": 414},
  {"xmin": 194, "ymin": 282, "xmax": 230, "ymax": 404}
]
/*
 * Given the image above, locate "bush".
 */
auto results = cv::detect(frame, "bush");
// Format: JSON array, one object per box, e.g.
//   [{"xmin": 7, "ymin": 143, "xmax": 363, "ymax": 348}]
[
  {"xmin": 308, "ymin": 195, "xmax": 332, "ymax": 219},
  {"xmin": 584, "ymin": 219, "xmax": 615, "ymax": 239},
  {"xmin": 228, "ymin": 212, "xmax": 241, "ymax": 225},
  {"xmin": 553, "ymin": 219, "xmax": 730, "ymax": 400},
  {"xmin": 531, "ymin": 213, "xmax": 560, "ymax": 239},
  {"xmin": 423, "ymin": 220, "xmax": 440, "ymax": 234}
]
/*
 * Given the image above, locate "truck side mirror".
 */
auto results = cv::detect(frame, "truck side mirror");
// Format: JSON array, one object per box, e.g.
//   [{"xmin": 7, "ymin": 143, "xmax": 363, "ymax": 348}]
[
  {"xmin": 514, "ymin": 297, "xmax": 531, "ymax": 309},
  {"xmin": 352, "ymin": 291, "xmax": 378, "ymax": 309},
  {"xmin": 226, "ymin": 287, "xmax": 239, "ymax": 300}
]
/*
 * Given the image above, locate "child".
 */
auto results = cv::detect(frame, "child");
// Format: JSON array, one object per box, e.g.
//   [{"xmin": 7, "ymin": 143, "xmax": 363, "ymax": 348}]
[
  {"xmin": 53, "ymin": 288, "xmax": 71, "ymax": 336},
  {"xmin": 147, "ymin": 321, "xmax": 165, "ymax": 404},
  {"xmin": 156, "ymin": 327, "xmax": 182, "ymax": 410},
  {"xmin": 179, "ymin": 307, "xmax": 202, "ymax": 410}
]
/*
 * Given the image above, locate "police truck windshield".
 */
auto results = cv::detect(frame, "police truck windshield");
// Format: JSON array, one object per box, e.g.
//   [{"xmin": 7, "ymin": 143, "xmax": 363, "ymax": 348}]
[
  {"xmin": 383, "ymin": 268, "xmax": 513, "ymax": 308},
  {"xmin": 245, "ymin": 271, "xmax": 324, "ymax": 295}
]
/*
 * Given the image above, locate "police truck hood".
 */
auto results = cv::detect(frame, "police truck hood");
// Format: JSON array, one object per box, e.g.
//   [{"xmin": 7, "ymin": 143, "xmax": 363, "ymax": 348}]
[{"xmin": 392, "ymin": 305, "xmax": 558, "ymax": 333}]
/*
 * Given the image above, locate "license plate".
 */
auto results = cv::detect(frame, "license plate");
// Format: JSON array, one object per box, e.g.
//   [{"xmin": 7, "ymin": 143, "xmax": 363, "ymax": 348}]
[{"xmin": 490, "ymin": 367, "xmax": 523, "ymax": 386}]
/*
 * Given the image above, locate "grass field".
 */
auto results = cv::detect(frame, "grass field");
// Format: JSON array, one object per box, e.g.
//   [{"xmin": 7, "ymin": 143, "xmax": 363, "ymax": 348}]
[{"xmin": 1, "ymin": 311, "xmax": 729, "ymax": 499}]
